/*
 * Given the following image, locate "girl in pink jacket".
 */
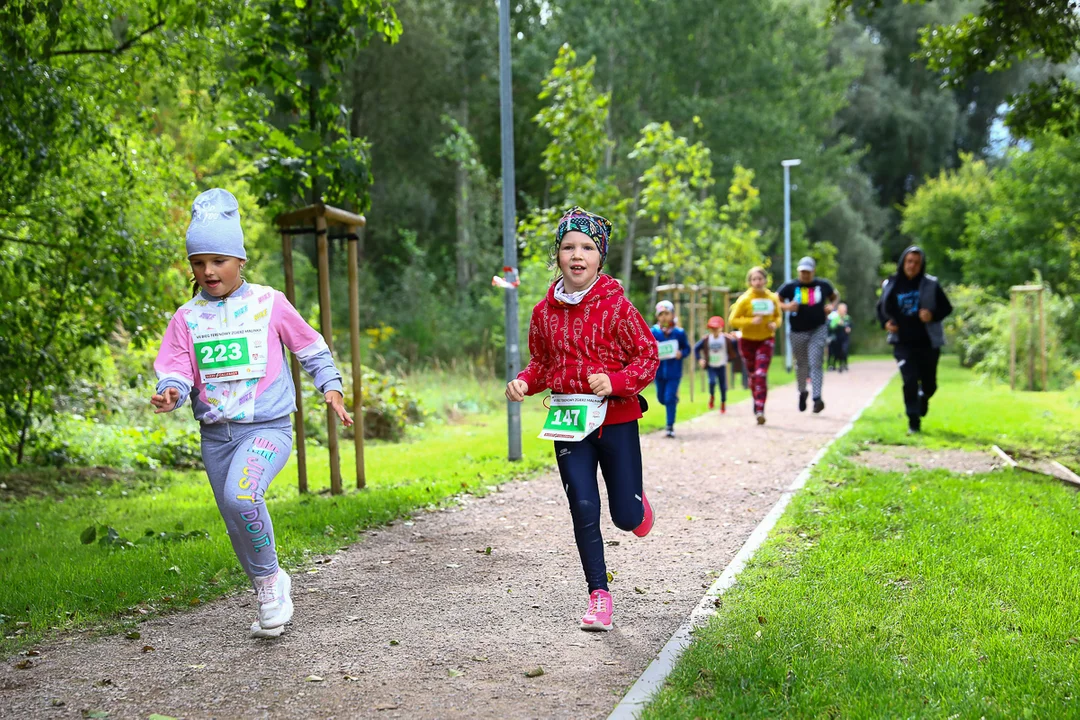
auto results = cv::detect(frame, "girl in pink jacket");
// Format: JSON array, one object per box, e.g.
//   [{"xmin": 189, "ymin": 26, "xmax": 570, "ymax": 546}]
[{"xmin": 151, "ymin": 189, "xmax": 352, "ymax": 638}]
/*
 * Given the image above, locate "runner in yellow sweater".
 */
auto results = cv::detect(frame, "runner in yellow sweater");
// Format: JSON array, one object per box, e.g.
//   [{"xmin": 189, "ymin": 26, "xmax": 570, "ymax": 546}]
[{"xmin": 728, "ymin": 267, "xmax": 782, "ymax": 424}]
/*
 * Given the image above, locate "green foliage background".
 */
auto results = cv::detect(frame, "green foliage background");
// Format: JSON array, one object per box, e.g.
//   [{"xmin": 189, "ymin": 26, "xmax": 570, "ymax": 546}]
[{"xmin": 3, "ymin": 0, "xmax": 1079, "ymax": 466}]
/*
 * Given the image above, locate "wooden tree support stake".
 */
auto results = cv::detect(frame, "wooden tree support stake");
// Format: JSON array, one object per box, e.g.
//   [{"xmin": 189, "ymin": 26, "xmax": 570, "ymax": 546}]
[
  {"xmin": 274, "ymin": 203, "xmax": 367, "ymax": 495},
  {"xmin": 992, "ymin": 445, "xmax": 1080, "ymax": 489},
  {"xmin": 991, "ymin": 445, "xmax": 1018, "ymax": 468},
  {"xmin": 1050, "ymin": 460, "xmax": 1080, "ymax": 488}
]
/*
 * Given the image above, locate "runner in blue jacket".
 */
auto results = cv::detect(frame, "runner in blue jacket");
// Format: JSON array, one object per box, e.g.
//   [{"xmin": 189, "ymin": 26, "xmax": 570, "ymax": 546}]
[{"xmin": 650, "ymin": 300, "xmax": 692, "ymax": 438}]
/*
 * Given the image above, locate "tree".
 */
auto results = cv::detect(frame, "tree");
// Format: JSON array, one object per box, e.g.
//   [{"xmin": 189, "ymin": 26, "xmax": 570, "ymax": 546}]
[
  {"xmin": 900, "ymin": 133, "xmax": 1080, "ymax": 325},
  {"xmin": 0, "ymin": 0, "xmax": 405, "ymax": 464},
  {"xmin": 434, "ymin": 114, "xmax": 498, "ymax": 292},
  {"xmin": 0, "ymin": 0, "xmax": 227, "ymax": 463},
  {"xmin": 693, "ymin": 166, "xmax": 765, "ymax": 291},
  {"xmin": 534, "ymin": 45, "xmax": 614, "ymax": 203},
  {"xmin": 810, "ymin": 183, "xmax": 885, "ymax": 327},
  {"xmin": 900, "ymin": 154, "xmax": 994, "ymax": 286},
  {"xmin": 830, "ymin": 0, "xmax": 1080, "ymax": 137},
  {"xmin": 630, "ymin": 121, "xmax": 716, "ymax": 287},
  {"xmin": 957, "ymin": 134, "xmax": 1080, "ymax": 298},
  {"xmin": 232, "ymin": 0, "xmax": 402, "ymax": 210},
  {"xmin": 829, "ymin": 1, "xmax": 1037, "ymax": 256},
  {"xmin": 517, "ymin": 44, "xmax": 619, "ymax": 279}
]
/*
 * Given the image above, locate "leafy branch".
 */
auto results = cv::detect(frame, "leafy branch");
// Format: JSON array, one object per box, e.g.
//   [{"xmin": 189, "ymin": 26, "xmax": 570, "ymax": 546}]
[{"xmin": 49, "ymin": 17, "xmax": 167, "ymax": 58}]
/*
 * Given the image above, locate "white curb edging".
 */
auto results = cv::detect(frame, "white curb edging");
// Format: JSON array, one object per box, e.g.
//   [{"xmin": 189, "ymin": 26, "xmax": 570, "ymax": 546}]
[{"xmin": 607, "ymin": 371, "xmax": 895, "ymax": 720}]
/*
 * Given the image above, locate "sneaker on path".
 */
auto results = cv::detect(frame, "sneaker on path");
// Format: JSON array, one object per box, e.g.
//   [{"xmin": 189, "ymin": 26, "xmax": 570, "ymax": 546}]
[
  {"xmin": 813, "ymin": 398, "xmax": 825, "ymax": 414},
  {"xmin": 665, "ymin": 426, "xmax": 675, "ymax": 439},
  {"xmin": 720, "ymin": 401, "xmax": 726, "ymax": 414},
  {"xmin": 799, "ymin": 391, "xmax": 809, "ymax": 412},
  {"xmin": 633, "ymin": 493, "xmax": 653, "ymax": 538},
  {"xmin": 580, "ymin": 589, "xmax": 613, "ymax": 631},
  {"xmin": 254, "ymin": 569, "xmax": 293, "ymax": 630},
  {"xmin": 756, "ymin": 412, "xmax": 766, "ymax": 426},
  {"xmin": 249, "ymin": 619, "xmax": 285, "ymax": 639},
  {"xmin": 708, "ymin": 396, "xmax": 715, "ymax": 410}
]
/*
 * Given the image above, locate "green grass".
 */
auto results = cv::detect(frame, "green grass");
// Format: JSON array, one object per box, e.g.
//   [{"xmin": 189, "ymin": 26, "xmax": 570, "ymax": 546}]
[
  {"xmin": 0, "ymin": 362, "xmax": 792, "ymax": 655},
  {"xmin": 643, "ymin": 356, "xmax": 1080, "ymax": 719},
  {"xmin": 854, "ymin": 359, "xmax": 1080, "ymax": 464}
]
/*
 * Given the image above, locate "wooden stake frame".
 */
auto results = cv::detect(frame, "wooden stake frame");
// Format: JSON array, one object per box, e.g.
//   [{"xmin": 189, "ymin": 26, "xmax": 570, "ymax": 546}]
[
  {"xmin": 1008, "ymin": 284, "xmax": 1048, "ymax": 392},
  {"xmin": 275, "ymin": 203, "xmax": 368, "ymax": 494}
]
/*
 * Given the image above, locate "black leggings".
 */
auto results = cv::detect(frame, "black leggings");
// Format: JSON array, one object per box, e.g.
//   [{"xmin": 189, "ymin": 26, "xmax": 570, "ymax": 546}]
[
  {"xmin": 895, "ymin": 345, "xmax": 940, "ymax": 422},
  {"xmin": 555, "ymin": 420, "xmax": 645, "ymax": 592}
]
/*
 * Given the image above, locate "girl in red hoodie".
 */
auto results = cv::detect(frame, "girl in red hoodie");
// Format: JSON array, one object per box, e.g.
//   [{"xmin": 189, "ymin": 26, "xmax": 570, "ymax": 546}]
[{"xmin": 506, "ymin": 206, "xmax": 659, "ymax": 631}]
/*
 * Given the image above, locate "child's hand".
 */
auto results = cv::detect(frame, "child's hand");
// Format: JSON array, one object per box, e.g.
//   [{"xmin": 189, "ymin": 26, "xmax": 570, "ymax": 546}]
[
  {"xmin": 325, "ymin": 390, "xmax": 354, "ymax": 427},
  {"xmin": 587, "ymin": 374, "xmax": 613, "ymax": 397},
  {"xmin": 675, "ymin": 351, "xmax": 683, "ymax": 360},
  {"xmin": 505, "ymin": 379, "xmax": 528, "ymax": 402},
  {"xmin": 767, "ymin": 322, "xmax": 777, "ymax": 331},
  {"xmin": 885, "ymin": 319, "xmax": 899, "ymax": 333},
  {"xmin": 751, "ymin": 315, "xmax": 763, "ymax": 325},
  {"xmin": 918, "ymin": 308, "xmax": 933, "ymax": 323},
  {"xmin": 150, "ymin": 387, "xmax": 180, "ymax": 414},
  {"xmin": 698, "ymin": 359, "xmax": 706, "ymax": 369}
]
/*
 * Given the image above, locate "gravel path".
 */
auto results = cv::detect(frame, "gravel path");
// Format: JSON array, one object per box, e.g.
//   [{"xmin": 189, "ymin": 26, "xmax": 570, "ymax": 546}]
[{"xmin": 1, "ymin": 361, "xmax": 895, "ymax": 720}]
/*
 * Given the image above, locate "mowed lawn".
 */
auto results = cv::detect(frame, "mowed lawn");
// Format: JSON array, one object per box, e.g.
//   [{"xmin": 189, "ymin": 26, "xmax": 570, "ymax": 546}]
[
  {"xmin": 642, "ymin": 357, "xmax": 1080, "ymax": 719},
  {"xmin": 1, "ymin": 362, "xmax": 793, "ymax": 656}
]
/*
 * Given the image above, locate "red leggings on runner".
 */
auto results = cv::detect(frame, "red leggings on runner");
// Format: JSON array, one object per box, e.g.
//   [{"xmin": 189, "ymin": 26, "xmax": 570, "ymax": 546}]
[{"xmin": 739, "ymin": 337, "xmax": 774, "ymax": 414}]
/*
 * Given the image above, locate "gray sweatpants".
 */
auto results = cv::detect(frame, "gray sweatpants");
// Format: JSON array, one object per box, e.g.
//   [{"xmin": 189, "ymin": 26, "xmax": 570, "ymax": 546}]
[
  {"xmin": 200, "ymin": 419, "xmax": 293, "ymax": 580},
  {"xmin": 791, "ymin": 324, "xmax": 828, "ymax": 400}
]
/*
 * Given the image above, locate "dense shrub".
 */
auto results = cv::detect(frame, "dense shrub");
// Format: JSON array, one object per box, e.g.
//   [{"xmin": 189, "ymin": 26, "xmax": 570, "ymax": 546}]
[
  {"xmin": 946, "ymin": 283, "xmax": 1077, "ymax": 390},
  {"xmin": 26, "ymin": 419, "xmax": 202, "ymax": 470},
  {"xmin": 302, "ymin": 364, "xmax": 425, "ymax": 444}
]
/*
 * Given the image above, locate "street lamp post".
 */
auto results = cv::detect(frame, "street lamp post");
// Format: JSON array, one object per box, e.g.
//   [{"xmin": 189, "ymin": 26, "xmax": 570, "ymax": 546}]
[
  {"xmin": 498, "ymin": 0, "xmax": 521, "ymax": 461},
  {"xmin": 781, "ymin": 159, "xmax": 801, "ymax": 372}
]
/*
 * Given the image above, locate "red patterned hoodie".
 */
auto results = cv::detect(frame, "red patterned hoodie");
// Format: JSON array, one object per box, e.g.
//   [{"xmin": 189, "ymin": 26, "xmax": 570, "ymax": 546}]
[{"xmin": 517, "ymin": 274, "xmax": 659, "ymax": 426}]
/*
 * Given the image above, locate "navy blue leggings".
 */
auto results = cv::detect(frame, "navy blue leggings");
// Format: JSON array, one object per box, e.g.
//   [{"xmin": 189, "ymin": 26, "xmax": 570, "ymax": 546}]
[
  {"xmin": 655, "ymin": 377, "xmax": 681, "ymax": 428},
  {"xmin": 707, "ymin": 366, "xmax": 728, "ymax": 402},
  {"xmin": 555, "ymin": 421, "xmax": 645, "ymax": 592}
]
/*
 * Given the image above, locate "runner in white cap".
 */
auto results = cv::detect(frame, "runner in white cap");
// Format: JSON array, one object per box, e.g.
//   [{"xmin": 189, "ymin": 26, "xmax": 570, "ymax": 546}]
[{"xmin": 650, "ymin": 300, "xmax": 691, "ymax": 438}]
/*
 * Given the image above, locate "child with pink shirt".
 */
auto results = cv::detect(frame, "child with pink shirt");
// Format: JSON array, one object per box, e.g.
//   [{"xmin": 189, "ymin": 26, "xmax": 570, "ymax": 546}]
[{"xmin": 151, "ymin": 189, "xmax": 352, "ymax": 638}]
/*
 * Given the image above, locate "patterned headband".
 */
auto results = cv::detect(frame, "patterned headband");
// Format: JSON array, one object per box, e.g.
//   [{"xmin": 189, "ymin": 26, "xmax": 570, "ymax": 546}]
[{"xmin": 555, "ymin": 206, "xmax": 613, "ymax": 264}]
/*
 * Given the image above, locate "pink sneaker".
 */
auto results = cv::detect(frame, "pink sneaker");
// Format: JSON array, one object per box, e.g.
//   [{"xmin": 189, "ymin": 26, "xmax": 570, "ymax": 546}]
[
  {"xmin": 580, "ymin": 589, "xmax": 613, "ymax": 631},
  {"xmin": 633, "ymin": 493, "xmax": 653, "ymax": 538}
]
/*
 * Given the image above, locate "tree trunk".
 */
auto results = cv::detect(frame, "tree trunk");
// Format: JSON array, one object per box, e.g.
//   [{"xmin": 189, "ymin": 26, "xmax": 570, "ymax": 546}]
[
  {"xmin": 455, "ymin": 97, "xmax": 472, "ymax": 292},
  {"xmin": 349, "ymin": 33, "xmax": 367, "ymax": 265},
  {"xmin": 13, "ymin": 250, "xmax": 74, "ymax": 464},
  {"xmin": 306, "ymin": 5, "xmax": 322, "ymax": 206},
  {"xmin": 349, "ymin": 35, "xmax": 366, "ymax": 141},
  {"xmin": 603, "ymin": 38, "xmax": 616, "ymax": 172},
  {"xmin": 15, "ymin": 385, "xmax": 35, "ymax": 465},
  {"xmin": 620, "ymin": 181, "xmax": 641, "ymax": 287}
]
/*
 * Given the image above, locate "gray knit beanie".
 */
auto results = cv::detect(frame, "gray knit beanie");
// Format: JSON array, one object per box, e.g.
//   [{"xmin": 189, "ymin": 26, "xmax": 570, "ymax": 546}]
[{"xmin": 185, "ymin": 188, "xmax": 246, "ymax": 260}]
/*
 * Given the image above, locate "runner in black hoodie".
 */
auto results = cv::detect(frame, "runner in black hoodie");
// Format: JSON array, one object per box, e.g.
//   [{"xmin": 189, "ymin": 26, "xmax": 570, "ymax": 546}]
[{"xmin": 876, "ymin": 246, "xmax": 953, "ymax": 434}]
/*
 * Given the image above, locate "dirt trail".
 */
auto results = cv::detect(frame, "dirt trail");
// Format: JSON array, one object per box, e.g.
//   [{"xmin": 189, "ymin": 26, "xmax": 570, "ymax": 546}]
[{"xmin": 1, "ymin": 361, "xmax": 895, "ymax": 720}]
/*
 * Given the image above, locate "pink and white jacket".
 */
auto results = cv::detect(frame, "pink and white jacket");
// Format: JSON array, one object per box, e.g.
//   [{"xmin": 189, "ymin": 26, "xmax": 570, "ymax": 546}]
[{"xmin": 154, "ymin": 282, "xmax": 343, "ymax": 425}]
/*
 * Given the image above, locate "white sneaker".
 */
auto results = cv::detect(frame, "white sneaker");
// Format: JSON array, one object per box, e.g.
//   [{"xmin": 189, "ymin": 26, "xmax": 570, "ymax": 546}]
[
  {"xmin": 249, "ymin": 618, "xmax": 285, "ymax": 638},
  {"xmin": 254, "ymin": 569, "xmax": 293, "ymax": 630}
]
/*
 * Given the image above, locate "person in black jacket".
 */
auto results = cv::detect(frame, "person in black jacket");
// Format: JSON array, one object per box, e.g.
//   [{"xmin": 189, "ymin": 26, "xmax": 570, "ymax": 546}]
[{"xmin": 876, "ymin": 246, "xmax": 953, "ymax": 434}]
